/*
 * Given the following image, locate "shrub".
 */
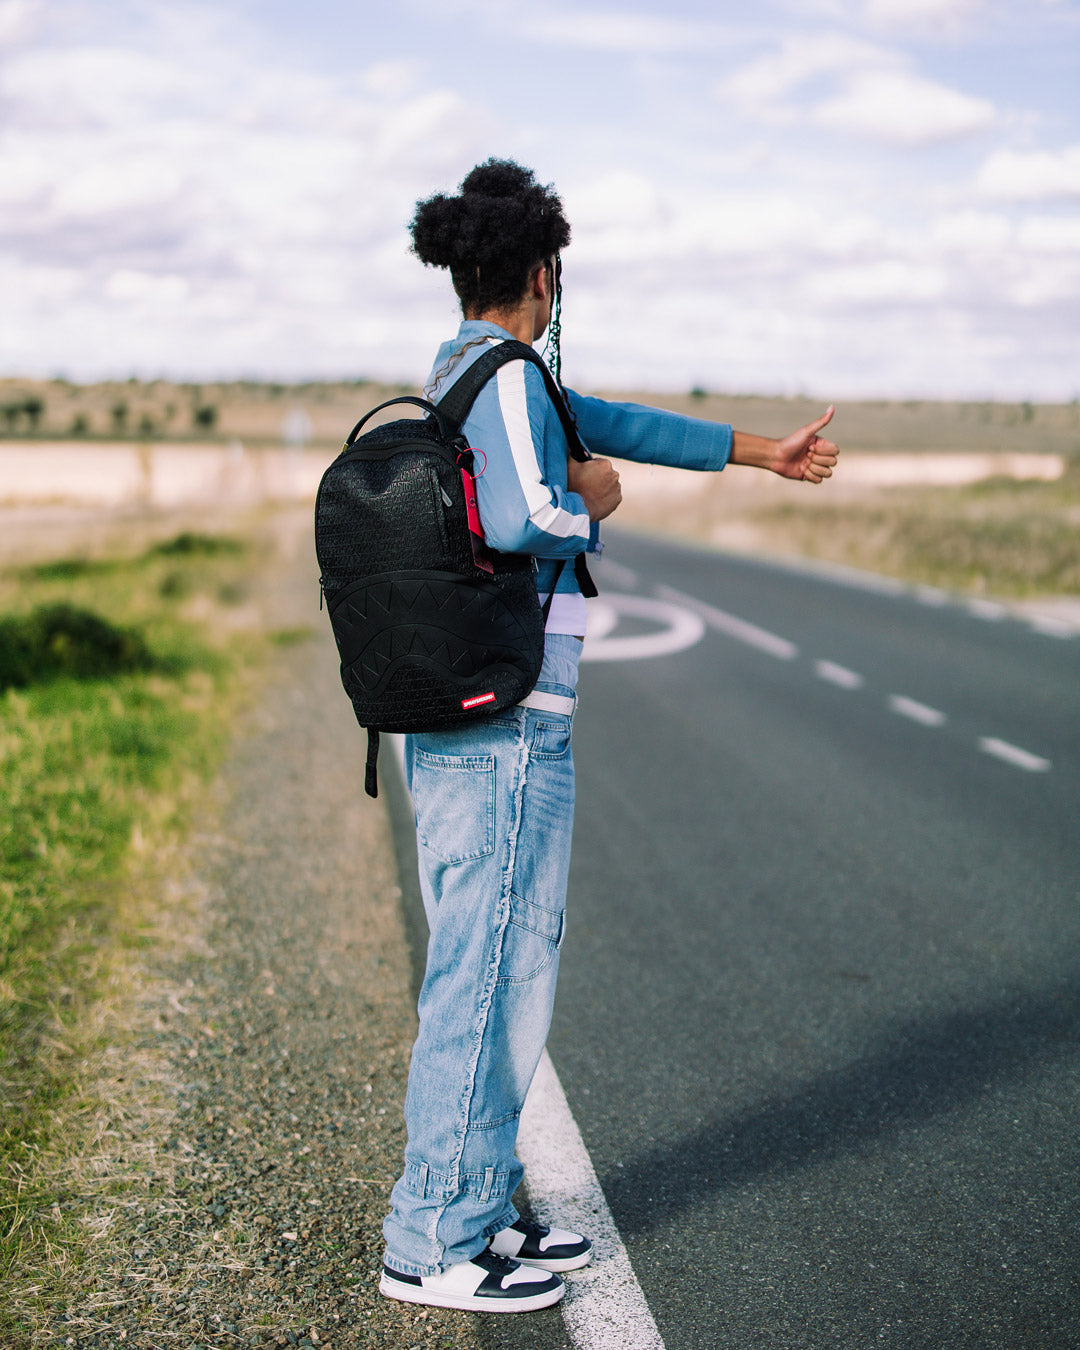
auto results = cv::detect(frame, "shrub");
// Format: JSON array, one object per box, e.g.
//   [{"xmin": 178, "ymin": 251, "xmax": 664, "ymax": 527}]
[
  {"xmin": 0, "ymin": 605, "xmax": 152, "ymax": 689},
  {"xmin": 148, "ymin": 531, "xmax": 243, "ymax": 558}
]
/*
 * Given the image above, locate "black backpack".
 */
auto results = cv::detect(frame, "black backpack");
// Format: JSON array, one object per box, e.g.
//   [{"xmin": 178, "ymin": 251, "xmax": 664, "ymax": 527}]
[{"xmin": 315, "ymin": 340, "xmax": 595, "ymax": 798}]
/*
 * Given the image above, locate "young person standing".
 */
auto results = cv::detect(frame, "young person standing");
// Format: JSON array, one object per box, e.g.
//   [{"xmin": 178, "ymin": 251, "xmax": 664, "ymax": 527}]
[{"xmin": 379, "ymin": 159, "xmax": 839, "ymax": 1314}]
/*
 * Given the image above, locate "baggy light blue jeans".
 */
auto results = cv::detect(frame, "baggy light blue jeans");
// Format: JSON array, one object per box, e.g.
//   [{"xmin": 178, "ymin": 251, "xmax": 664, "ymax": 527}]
[{"xmin": 382, "ymin": 634, "xmax": 581, "ymax": 1276}]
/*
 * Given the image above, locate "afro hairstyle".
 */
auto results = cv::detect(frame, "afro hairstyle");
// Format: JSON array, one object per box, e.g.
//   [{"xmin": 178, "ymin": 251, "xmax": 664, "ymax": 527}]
[{"xmin": 409, "ymin": 159, "xmax": 571, "ymax": 315}]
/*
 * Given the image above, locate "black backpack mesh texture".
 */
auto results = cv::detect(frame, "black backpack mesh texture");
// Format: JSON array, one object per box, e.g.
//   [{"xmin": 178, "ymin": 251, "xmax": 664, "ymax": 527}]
[{"xmin": 315, "ymin": 416, "xmax": 545, "ymax": 734}]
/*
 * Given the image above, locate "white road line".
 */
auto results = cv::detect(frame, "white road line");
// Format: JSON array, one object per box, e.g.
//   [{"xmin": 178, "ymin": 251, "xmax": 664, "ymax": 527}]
[
  {"xmin": 739, "ymin": 552, "xmax": 908, "ymax": 596},
  {"xmin": 915, "ymin": 585, "xmax": 950, "ymax": 607},
  {"xmin": 1028, "ymin": 615, "xmax": 1076, "ymax": 639},
  {"xmin": 654, "ymin": 584, "xmax": 798, "ymax": 661},
  {"xmin": 594, "ymin": 558, "xmax": 640, "ymax": 590},
  {"xmin": 519, "ymin": 1051, "xmax": 666, "ymax": 1350},
  {"xmin": 978, "ymin": 737, "xmax": 1052, "ymax": 773},
  {"xmin": 888, "ymin": 695, "xmax": 947, "ymax": 727},
  {"xmin": 814, "ymin": 660, "xmax": 864, "ymax": 690},
  {"xmin": 968, "ymin": 598, "xmax": 1008, "ymax": 621}
]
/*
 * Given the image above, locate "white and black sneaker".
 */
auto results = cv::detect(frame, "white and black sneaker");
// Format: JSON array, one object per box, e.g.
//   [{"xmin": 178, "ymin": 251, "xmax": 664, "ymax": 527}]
[
  {"xmin": 489, "ymin": 1218, "xmax": 593, "ymax": 1272},
  {"xmin": 379, "ymin": 1249, "xmax": 564, "ymax": 1313}
]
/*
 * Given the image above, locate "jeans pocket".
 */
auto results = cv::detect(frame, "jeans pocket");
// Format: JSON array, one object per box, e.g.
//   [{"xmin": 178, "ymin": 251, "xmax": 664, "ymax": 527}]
[
  {"xmin": 496, "ymin": 892, "xmax": 564, "ymax": 985},
  {"xmin": 531, "ymin": 717, "xmax": 573, "ymax": 761},
  {"xmin": 412, "ymin": 750, "xmax": 495, "ymax": 864}
]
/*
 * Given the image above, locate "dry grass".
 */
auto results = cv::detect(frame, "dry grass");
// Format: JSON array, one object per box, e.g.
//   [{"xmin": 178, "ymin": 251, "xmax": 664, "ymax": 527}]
[
  {"xmin": 0, "ymin": 523, "xmax": 270, "ymax": 1341},
  {"xmin": 614, "ymin": 450, "xmax": 1080, "ymax": 600},
  {"xmin": 2, "ymin": 839, "xmax": 218, "ymax": 1336},
  {"xmin": 0, "ymin": 378, "xmax": 408, "ymax": 450},
  {"xmin": 2, "ymin": 508, "xmax": 477, "ymax": 1349},
  {"xmin": 2, "ymin": 375, "xmax": 1079, "ymax": 458},
  {"xmin": 743, "ymin": 470, "xmax": 1080, "ymax": 597}
]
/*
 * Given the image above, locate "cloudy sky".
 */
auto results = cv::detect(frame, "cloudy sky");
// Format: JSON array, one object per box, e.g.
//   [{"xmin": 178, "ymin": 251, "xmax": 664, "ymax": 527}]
[{"xmin": 2, "ymin": 0, "xmax": 1078, "ymax": 398}]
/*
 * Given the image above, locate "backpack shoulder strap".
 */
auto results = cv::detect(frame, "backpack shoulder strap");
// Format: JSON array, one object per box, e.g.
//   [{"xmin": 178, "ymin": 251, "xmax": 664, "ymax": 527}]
[
  {"xmin": 434, "ymin": 340, "xmax": 590, "ymax": 462},
  {"xmin": 433, "ymin": 339, "xmax": 598, "ymax": 599}
]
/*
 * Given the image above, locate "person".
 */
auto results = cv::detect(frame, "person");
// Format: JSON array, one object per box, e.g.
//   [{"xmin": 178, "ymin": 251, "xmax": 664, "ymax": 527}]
[{"xmin": 379, "ymin": 159, "xmax": 839, "ymax": 1315}]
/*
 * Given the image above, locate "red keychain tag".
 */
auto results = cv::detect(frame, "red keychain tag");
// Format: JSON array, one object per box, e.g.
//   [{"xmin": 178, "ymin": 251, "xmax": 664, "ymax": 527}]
[{"xmin": 460, "ymin": 451, "xmax": 493, "ymax": 575}]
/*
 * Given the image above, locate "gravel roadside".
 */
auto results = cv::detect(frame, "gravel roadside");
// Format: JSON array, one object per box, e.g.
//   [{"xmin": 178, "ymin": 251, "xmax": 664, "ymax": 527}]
[{"xmin": 30, "ymin": 509, "xmax": 484, "ymax": 1349}]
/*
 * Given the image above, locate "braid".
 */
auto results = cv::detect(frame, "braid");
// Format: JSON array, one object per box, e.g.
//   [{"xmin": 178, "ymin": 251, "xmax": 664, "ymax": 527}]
[
  {"xmin": 543, "ymin": 253, "xmax": 564, "ymax": 389},
  {"xmin": 542, "ymin": 253, "xmax": 578, "ymax": 425}
]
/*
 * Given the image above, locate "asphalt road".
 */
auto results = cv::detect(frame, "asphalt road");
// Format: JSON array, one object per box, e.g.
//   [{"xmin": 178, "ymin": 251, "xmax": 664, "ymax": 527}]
[{"xmin": 465, "ymin": 530, "xmax": 1080, "ymax": 1350}]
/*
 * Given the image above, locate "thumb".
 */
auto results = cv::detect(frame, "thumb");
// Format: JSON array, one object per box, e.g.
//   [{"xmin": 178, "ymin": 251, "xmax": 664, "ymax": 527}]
[{"xmin": 807, "ymin": 405, "xmax": 835, "ymax": 434}]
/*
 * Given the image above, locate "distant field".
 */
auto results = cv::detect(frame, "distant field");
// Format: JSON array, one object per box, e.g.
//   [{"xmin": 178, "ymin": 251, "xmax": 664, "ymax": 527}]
[
  {"xmin": 2, "ymin": 375, "xmax": 1079, "ymax": 458},
  {"xmin": 2, "ymin": 376, "xmax": 1077, "ymax": 599},
  {"xmin": 0, "ymin": 376, "xmax": 408, "ymax": 449}
]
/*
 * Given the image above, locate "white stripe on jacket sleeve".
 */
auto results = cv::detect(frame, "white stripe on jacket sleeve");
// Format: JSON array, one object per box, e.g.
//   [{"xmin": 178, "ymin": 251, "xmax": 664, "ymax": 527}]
[{"xmin": 496, "ymin": 360, "xmax": 591, "ymax": 541}]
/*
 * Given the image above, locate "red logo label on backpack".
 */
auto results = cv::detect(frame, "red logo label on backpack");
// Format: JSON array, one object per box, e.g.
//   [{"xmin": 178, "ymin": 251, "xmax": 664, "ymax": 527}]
[{"xmin": 462, "ymin": 692, "xmax": 497, "ymax": 711}]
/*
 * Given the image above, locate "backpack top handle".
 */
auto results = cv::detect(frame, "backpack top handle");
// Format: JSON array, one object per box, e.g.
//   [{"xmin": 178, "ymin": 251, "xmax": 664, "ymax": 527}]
[{"xmin": 343, "ymin": 395, "xmax": 458, "ymax": 448}]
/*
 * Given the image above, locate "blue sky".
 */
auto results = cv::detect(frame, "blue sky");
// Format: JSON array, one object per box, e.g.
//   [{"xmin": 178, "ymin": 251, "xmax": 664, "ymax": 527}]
[{"xmin": 2, "ymin": 0, "xmax": 1078, "ymax": 398}]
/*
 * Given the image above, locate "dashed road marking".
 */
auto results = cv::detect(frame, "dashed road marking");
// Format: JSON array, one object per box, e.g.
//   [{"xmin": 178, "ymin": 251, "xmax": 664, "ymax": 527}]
[
  {"xmin": 752, "ymin": 553, "xmax": 907, "ymax": 596},
  {"xmin": 815, "ymin": 660, "xmax": 865, "ymax": 689},
  {"xmin": 888, "ymin": 695, "xmax": 948, "ymax": 727},
  {"xmin": 968, "ymin": 598, "xmax": 1008, "ymax": 621},
  {"xmin": 645, "ymin": 585, "xmax": 1053, "ymax": 774},
  {"xmin": 654, "ymin": 584, "xmax": 798, "ymax": 660},
  {"xmin": 594, "ymin": 558, "xmax": 640, "ymax": 590},
  {"xmin": 978, "ymin": 738, "xmax": 1052, "ymax": 773},
  {"xmin": 1028, "ymin": 615, "xmax": 1077, "ymax": 639},
  {"xmin": 519, "ymin": 1052, "xmax": 666, "ymax": 1350}
]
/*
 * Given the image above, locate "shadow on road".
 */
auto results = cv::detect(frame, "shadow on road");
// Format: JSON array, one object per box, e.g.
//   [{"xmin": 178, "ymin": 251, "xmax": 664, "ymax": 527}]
[{"xmin": 601, "ymin": 975, "xmax": 1080, "ymax": 1231}]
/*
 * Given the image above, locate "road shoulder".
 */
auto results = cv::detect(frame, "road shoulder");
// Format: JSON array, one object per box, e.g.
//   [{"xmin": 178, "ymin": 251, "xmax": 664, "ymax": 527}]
[{"xmin": 25, "ymin": 512, "xmax": 481, "ymax": 1349}]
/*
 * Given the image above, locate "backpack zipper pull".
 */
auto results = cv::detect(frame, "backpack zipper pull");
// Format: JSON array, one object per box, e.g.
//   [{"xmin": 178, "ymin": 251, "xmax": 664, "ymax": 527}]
[{"xmin": 319, "ymin": 578, "xmax": 325, "ymax": 611}]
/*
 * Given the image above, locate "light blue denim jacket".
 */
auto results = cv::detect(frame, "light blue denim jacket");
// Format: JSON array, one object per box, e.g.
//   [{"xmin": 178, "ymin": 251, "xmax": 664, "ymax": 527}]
[{"xmin": 427, "ymin": 320, "xmax": 734, "ymax": 596}]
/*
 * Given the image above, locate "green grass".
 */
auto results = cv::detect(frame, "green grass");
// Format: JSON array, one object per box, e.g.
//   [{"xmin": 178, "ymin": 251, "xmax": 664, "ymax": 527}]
[
  {"xmin": 0, "ymin": 529, "xmax": 264, "ymax": 1301},
  {"xmin": 0, "ymin": 604, "xmax": 153, "ymax": 688}
]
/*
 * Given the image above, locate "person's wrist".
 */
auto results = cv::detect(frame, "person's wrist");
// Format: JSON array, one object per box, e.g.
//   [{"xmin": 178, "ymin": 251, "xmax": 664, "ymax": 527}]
[{"xmin": 731, "ymin": 430, "xmax": 778, "ymax": 471}]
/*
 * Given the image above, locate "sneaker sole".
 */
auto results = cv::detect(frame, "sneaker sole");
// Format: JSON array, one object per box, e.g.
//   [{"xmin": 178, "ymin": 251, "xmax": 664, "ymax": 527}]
[
  {"xmin": 379, "ymin": 1271, "xmax": 565, "ymax": 1313},
  {"xmin": 514, "ymin": 1248, "xmax": 594, "ymax": 1272}
]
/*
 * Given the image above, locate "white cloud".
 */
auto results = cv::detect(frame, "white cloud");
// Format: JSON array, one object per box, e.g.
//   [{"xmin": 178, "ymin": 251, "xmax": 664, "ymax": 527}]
[
  {"xmin": 1002, "ymin": 257, "xmax": 1080, "ymax": 307},
  {"xmin": 803, "ymin": 258, "xmax": 949, "ymax": 303},
  {"xmin": 104, "ymin": 269, "xmax": 190, "ymax": 304},
  {"xmin": 0, "ymin": 14, "xmax": 489, "ymax": 380},
  {"xmin": 1016, "ymin": 214, "xmax": 1080, "ymax": 253},
  {"xmin": 2, "ymin": 0, "xmax": 1078, "ymax": 399},
  {"xmin": 931, "ymin": 210, "xmax": 1012, "ymax": 251},
  {"xmin": 53, "ymin": 155, "xmax": 184, "ymax": 217},
  {"xmin": 723, "ymin": 34, "xmax": 996, "ymax": 146},
  {"xmin": 0, "ymin": 0, "xmax": 39, "ymax": 45},
  {"xmin": 976, "ymin": 145, "xmax": 1080, "ymax": 200},
  {"xmin": 357, "ymin": 58, "xmax": 426, "ymax": 98},
  {"xmin": 862, "ymin": 0, "xmax": 984, "ymax": 28},
  {"xmin": 813, "ymin": 70, "xmax": 995, "ymax": 146},
  {"xmin": 520, "ymin": 9, "xmax": 733, "ymax": 53},
  {"xmin": 431, "ymin": 0, "xmax": 739, "ymax": 54},
  {"xmin": 793, "ymin": 0, "xmax": 986, "ymax": 29},
  {"xmin": 724, "ymin": 33, "xmax": 901, "ymax": 110},
  {"xmin": 564, "ymin": 171, "xmax": 664, "ymax": 231},
  {"xmin": 3, "ymin": 45, "xmax": 188, "ymax": 128}
]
